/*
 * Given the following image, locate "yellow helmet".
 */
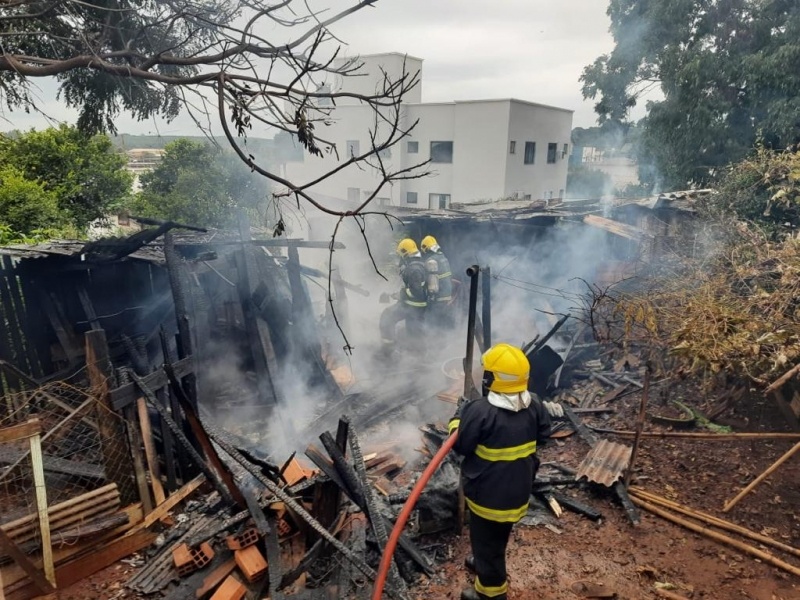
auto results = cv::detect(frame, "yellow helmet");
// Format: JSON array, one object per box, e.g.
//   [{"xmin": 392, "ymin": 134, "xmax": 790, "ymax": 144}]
[
  {"xmin": 421, "ymin": 235, "xmax": 438, "ymax": 252},
  {"xmin": 481, "ymin": 343, "xmax": 530, "ymax": 394},
  {"xmin": 396, "ymin": 238, "xmax": 418, "ymax": 257}
]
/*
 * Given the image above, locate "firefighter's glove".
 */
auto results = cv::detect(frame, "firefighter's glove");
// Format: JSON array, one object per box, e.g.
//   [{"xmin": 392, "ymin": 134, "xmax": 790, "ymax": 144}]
[
  {"xmin": 542, "ymin": 400, "xmax": 564, "ymax": 418},
  {"xmin": 379, "ymin": 292, "xmax": 391, "ymax": 304}
]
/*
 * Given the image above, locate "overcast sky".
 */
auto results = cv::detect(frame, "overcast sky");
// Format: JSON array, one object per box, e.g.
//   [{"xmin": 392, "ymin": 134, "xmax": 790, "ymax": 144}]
[{"xmin": 0, "ymin": 0, "xmax": 616, "ymax": 136}]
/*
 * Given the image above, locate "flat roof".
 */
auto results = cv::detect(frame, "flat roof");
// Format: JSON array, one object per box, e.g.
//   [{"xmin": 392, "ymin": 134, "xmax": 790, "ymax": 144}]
[
  {"xmin": 354, "ymin": 51, "xmax": 425, "ymax": 63},
  {"xmin": 404, "ymin": 98, "xmax": 573, "ymax": 114}
]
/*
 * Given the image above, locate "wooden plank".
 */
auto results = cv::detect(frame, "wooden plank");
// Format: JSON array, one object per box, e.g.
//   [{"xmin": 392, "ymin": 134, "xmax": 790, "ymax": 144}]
[
  {"xmin": 85, "ymin": 330, "xmax": 136, "ymax": 504},
  {"xmin": 583, "ymin": 214, "xmax": 652, "ymax": 241},
  {"xmin": 28, "ymin": 433, "xmax": 54, "ymax": 587},
  {"xmin": 124, "ymin": 403, "xmax": 154, "ymax": 515},
  {"xmin": 124, "ymin": 474, "xmax": 205, "ymax": 537},
  {"xmin": 76, "ymin": 287, "xmax": 101, "ymax": 331},
  {"xmin": 109, "ymin": 357, "xmax": 193, "ymax": 411},
  {"xmin": 0, "ymin": 421, "xmax": 40, "ymax": 444},
  {"xmin": 1, "ymin": 257, "xmax": 39, "ymax": 380},
  {"xmin": 0, "ymin": 527, "xmax": 54, "ymax": 595},
  {"xmin": 1, "ymin": 505, "xmax": 142, "ymax": 593},
  {"xmin": 137, "ymin": 398, "xmax": 166, "ymax": 505},
  {"xmin": 39, "ymin": 292, "xmax": 80, "ymax": 365}
]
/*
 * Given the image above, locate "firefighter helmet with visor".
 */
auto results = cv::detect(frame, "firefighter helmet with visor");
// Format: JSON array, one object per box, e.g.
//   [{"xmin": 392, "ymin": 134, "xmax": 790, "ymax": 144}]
[
  {"xmin": 481, "ymin": 343, "xmax": 530, "ymax": 394},
  {"xmin": 421, "ymin": 235, "xmax": 439, "ymax": 253},
  {"xmin": 396, "ymin": 238, "xmax": 419, "ymax": 257}
]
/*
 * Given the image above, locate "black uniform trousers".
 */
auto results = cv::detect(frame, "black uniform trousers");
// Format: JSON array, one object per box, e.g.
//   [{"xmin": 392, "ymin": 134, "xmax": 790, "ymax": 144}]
[
  {"xmin": 469, "ymin": 511, "xmax": 513, "ymax": 597},
  {"xmin": 379, "ymin": 301, "xmax": 426, "ymax": 343}
]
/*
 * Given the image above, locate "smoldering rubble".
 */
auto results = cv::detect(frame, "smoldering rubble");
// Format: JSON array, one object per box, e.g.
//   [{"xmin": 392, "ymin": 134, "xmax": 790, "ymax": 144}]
[{"xmin": 2, "ymin": 193, "xmax": 799, "ymax": 599}]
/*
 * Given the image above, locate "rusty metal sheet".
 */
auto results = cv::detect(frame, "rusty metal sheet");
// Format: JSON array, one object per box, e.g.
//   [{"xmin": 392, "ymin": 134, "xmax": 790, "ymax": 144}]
[{"xmin": 575, "ymin": 439, "xmax": 632, "ymax": 487}]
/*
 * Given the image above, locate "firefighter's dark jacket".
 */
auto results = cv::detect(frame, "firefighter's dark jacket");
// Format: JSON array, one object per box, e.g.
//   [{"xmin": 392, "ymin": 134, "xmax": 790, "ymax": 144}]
[
  {"xmin": 400, "ymin": 257, "xmax": 427, "ymax": 307},
  {"xmin": 450, "ymin": 394, "xmax": 552, "ymax": 523}
]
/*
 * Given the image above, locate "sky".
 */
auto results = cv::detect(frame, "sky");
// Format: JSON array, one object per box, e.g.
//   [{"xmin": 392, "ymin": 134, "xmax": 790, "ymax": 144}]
[{"xmin": 0, "ymin": 0, "xmax": 617, "ymax": 136}]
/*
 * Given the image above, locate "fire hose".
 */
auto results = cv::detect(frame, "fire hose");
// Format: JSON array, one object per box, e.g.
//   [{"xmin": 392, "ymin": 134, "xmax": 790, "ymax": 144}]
[{"xmin": 370, "ymin": 431, "xmax": 458, "ymax": 600}]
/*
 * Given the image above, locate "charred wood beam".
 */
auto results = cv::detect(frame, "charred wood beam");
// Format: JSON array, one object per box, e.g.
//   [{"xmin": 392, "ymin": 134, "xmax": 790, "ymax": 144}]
[
  {"xmin": 315, "ymin": 434, "xmax": 434, "ymax": 577},
  {"xmin": 131, "ymin": 216, "xmax": 208, "ymax": 232},
  {"xmin": 522, "ymin": 313, "xmax": 570, "ymax": 356},
  {"xmin": 164, "ymin": 232, "xmax": 198, "ymax": 411},
  {"xmin": 131, "ymin": 371, "xmax": 235, "ymax": 506},
  {"xmin": 201, "ymin": 424, "xmax": 404, "ymax": 600},
  {"xmin": 298, "ymin": 264, "xmax": 370, "ymax": 297},
  {"xmin": 1, "ymin": 256, "xmax": 40, "ymax": 379},
  {"xmin": 262, "ymin": 516, "xmax": 284, "ymax": 600},
  {"xmin": 235, "ymin": 212, "xmax": 280, "ymax": 408},
  {"xmin": 110, "ymin": 356, "xmax": 193, "ymax": 410},
  {"xmin": 161, "ymin": 338, "xmax": 248, "ymax": 511},
  {"xmin": 346, "ymin": 419, "xmax": 405, "ymax": 593},
  {"xmin": 77, "ymin": 287, "xmax": 101, "ymax": 331},
  {"xmin": 40, "ymin": 291, "xmax": 81, "ymax": 365},
  {"xmin": 549, "ymin": 491, "xmax": 603, "ymax": 521}
]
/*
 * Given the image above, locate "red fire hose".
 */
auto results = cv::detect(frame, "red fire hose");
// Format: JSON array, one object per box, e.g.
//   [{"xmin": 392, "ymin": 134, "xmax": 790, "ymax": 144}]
[{"xmin": 371, "ymin": 431, "xmax": 458, "ymax": 600}]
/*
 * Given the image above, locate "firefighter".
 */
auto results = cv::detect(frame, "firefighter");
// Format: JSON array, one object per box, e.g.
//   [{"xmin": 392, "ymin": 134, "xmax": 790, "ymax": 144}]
[
  {"xmin": 378, "ymin": 238, "xmax": 428, "ymax": 354},
  {"xmin": 449, "ymin": 343, "xmax": 553, "ymax": 600},
  {"xmin": 420, "ymin": 234, "xmax": 454, "ymax": 329}
]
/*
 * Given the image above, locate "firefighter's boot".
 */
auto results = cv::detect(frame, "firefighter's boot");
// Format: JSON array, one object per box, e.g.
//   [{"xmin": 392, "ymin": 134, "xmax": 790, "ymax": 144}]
[{"xmin": 460, "ymin": 587, "xmax": 506, "ymax": 600}]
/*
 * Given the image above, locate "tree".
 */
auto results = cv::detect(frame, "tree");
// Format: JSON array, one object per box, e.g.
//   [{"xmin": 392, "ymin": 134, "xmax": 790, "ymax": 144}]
[
  {"xmin": 0, "ymin": 126, "xmax": 133, "ymax": 230},
  {"xmin": 0, "ymin": 164, "xmax": 63, "ymax": 235},
  {"xmin": 566, "ymin": 166, "xmax": 613, "ymax": 199},
  {"xmin": 0, "ymin": 0, "xmax": 426, "ymax": 219},
  {"xmin": 581, "ymin": 0, "xmax": 800, "ymax": 188},
  {"xmin": 130, "ymin": 139, "xmax": 269, "ymax": 228}
]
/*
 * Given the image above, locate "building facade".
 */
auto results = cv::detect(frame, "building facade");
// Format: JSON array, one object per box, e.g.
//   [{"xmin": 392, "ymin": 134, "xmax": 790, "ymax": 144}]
[{"xmin": 283, "ymin": 53, "xmax": 573, "ymax": 209}]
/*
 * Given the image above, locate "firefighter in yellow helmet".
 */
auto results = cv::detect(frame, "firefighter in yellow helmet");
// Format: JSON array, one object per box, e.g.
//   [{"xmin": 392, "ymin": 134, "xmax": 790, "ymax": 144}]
[
  {"xmin": 420, "ymin": 235, "xmax": 454, "ymax": 329},
  {"xmin": 449, "ymin": 343, "xmax": 553, "ymax": 600},
  {"xmin": 379, "ymin": 238, "xmax": 428, "ymax": 354}
]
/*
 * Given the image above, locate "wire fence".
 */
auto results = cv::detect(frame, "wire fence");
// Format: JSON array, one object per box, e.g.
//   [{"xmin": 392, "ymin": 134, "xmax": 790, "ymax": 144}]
[{"xmin": 0, "ymin": 381, "xmax": 135, "ymax": 575}]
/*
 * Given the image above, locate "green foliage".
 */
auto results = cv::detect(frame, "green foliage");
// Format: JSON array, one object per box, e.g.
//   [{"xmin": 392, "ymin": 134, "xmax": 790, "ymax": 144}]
[
  {"xmin": 582, "ymin": 0, "xmax": 800, "ymax": 188},
  {"xmin": 566, "ymin": 166, "xmax": 613, "ymax": 199},
  {"xmin": 0, "ymin": 125, "xmax": 133, "ymax": 231},
  {"xmin": 129, "ymin": 139, "xmax": 269, "ymax": 228},
  {"xmin": 702, "ymin": 148, "xmax": 800, "ymax": 231},
  {"xmin": 0, "ymin": 165, "xmax": 63, "ymax": 235}
]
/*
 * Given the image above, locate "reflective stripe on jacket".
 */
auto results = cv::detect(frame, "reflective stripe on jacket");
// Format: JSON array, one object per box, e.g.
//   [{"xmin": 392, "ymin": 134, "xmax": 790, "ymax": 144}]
[{"xmin": 452, "ymin": 395, "xmax": 551, "ymax": 523}]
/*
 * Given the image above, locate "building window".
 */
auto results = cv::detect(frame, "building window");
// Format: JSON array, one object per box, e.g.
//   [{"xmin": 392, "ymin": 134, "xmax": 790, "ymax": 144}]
[
  {"xmin": 558, "ymin": 189, "xmax": 565, "ymax": 199},
  {"xmin": 407, "ymin": 141, "xmax": 419, "ymax": 154},
  {"xmin": 406, "ymin": 192, "xmax": 418, "ymax": 205},
  {"xmin": 376, "ymin": 197, "xmax": 390, "ymax": 206},
  {"xmin": 378, "ymin": 146, "xmax": 391, "ymax": 159},
  {"xmin": 117, "ymin": 211, "xmax": 130, "ymax": 226},
  {"xmin": 509, "ymin": 141, "xmax": 516, "ymax": 154},
  {"xmin": 523, "ymin": 194, "xmax": 532, "ymax": 201},
  {"xmin": 429, "ymin": 193, "xmax": 451, "ymax": 210},
  {"xmin": 524, "ymin": 142, "xmax": 536, "ymax": 165},
  {"xmin": 346, "ymin": 140, "xmax": 360, "ymax": 158},
  {"xmin": 430, "ymin": 141, "xmax": 453, "ymax": 163},
  {"xmin": 562, "ymin": 143, "xmax": 569, "ymax": 159},
  {"xmin": 547, "ymin": 143, "xmax": 558, "ymax": 164},
  {"xmin": 347, "ymin": 187, "xmax": 360, "ymax": 203}
]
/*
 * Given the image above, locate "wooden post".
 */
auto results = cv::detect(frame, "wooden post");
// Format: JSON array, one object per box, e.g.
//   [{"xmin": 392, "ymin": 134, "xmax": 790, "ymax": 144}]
[
  {"xmin": 29, "ymin": 429, "xmax": 55, "ymax": 587},
  {"xmin": 625, "ymin": 368, "xmax": 650, "ymax": 487},
  {"xmin": 85, "ymin": 330, "xmax": 137, "ymax": 504},
  {"xmin": 0, "ymin": 419, "xmax": 55, "ymax": 594},
  {"xmin": 723, "ymin": 440, "xmax": 800, "ymax": 512},
  {"xmin": 136, "ymin": 398, "xmax": 166, "ymax": 506}
]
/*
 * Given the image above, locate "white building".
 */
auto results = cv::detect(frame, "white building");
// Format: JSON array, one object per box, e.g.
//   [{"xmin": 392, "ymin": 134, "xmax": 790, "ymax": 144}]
[{"xmin": 283, "ymin": 53, "xmax": 573, "ymax": 210}]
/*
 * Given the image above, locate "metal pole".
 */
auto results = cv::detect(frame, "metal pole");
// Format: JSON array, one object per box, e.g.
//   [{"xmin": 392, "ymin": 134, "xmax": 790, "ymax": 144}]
[
  {"xmin": 481, "ymin": 266, "xmax": 491, "ymax": 349},
  {"xmin": 463, "ymin": 265, "xmax": 480, "ymax": 400}
]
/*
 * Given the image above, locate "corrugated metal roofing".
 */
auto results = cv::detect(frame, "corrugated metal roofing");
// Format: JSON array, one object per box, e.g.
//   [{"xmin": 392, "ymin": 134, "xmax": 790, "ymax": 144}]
[{"xmin": 575, "ymin": 439, "xmax": 632, "ymax": 487}]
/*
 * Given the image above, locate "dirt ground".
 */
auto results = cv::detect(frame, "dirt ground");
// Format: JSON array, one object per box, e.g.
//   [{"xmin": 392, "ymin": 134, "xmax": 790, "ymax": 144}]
[{"xmin": 55, "ymin": 378, "xmax": 800, "ymax": 600}]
